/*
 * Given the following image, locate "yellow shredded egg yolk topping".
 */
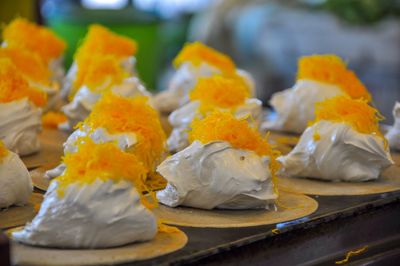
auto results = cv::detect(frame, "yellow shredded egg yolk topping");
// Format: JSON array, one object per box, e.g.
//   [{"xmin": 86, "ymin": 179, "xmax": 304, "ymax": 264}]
[
  {"xmin": 0, "ymin": 46, "xmax": 51, "ymax": 85},
  {"xmin": 56, "ymin": 138, "xmax": 156, "ymax": 208},
  {"xmin": 0, "ymin": 141, "xmax": 9, "ymax": 162},
  {"xmin": 42, "ymin": 111, "xmax": 68, "ymax": 128},
  {"xmin": 79, "ymin": 93, "xmax": 166, "ymax": 171},
  {"xmin": 0, "ymin": 59, "xmax": 47, "ymax": 107},
  {"xmin": 3, "ymin": 18, "xmax": 66, "ymax": 63},
  {"xmin": 70, "ymin": 55, "xmax": 126, "ymax": 99},
  {"xmin": 75, "ymin": 24, "xmax": 137, "ymax": 60},
  {"xmin": 173, "ymin": 42, "xmax": 236, "ymax": 74},
  {"xmin": 189, "ymin": 111, "xmax": 280, "ymax": 187},
  {"xmin": 297, "ymin": 54, "xmax": 371, "ymax": 101},
  {"xmin": 311, "ymin": 96, "xmax": 384, "ymax": 138},
  {"xmin": 189, "ymin": 75, "xmax": 250, "ymax": 113}
]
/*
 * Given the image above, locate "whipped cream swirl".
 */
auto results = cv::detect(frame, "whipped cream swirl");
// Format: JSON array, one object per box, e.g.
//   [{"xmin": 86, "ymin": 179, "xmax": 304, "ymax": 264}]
[
  {"xmin": 13, "ymin": 179, "xmax": 157, "ymax": 248},
  {"xmin": 0, "ymin": 150, "xmax": 32, "ymax": 208},
  {"xmin": 279, "ymin": 120, "xmax": 393, "ymax": 182},
  {"xmin": 262, "ymin": 79, "xmax": 345, "ymax": 134},
  {"xmin": 0, "ymin": 99, "xmax": 42, "ymax": 156},
  {"xmin": 157, "ymin": 141, "xmax": 277, "ymax": 209},
  {"xmin": 385, "ymin": 102, "xmax": 400, "ymax": 151}
]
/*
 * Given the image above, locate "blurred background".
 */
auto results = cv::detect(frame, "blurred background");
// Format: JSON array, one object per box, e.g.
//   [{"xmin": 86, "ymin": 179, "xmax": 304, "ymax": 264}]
[{"xmin": 1, "ymin": 0, "xmax": 399, "ymax": 122}]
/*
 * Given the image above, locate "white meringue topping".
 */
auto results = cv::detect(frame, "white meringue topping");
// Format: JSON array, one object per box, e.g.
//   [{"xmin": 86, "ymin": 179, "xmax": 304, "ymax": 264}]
[
  {"xmin": 385, "ymin": 102, "xmax": 400, "ymax": 151},
  {"xmin": 279, "ymin": 120, "xmax": 393, "ymax": 182},
  {"xmin": 13, "ymin": 179, "xmax": 157, "ymax": 248},
  {"xmin": 0, "ymin": 99, "xmax": 42, "ymax": 156},
  {"xmin": 262, "ymin": 79, "xmax": 345, "ymax": 134},
  {"xmin": 157, "ymin": 141, "xmax": 277, "ymax": 209},
  {"xmin": 0, "ymin": 150, "xmax": 32, "ymax": 208}
]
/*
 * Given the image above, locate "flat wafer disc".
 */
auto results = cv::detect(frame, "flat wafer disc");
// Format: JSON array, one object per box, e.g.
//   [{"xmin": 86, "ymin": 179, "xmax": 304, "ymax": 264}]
[
  {"xmin": 8, "ymin": 227, "xmax": 187, "ymax": 266},
  {"xmin": 30, "ymin": 164, "xmax": 55, "ymax": 192},
  {"xmin": 278, "ymin": 162, "xmax": 400, "ymax": 196},
  {"xmin": 152, "ymin": 191, "xmax": 318, "ymax": 228},
  {"xmin": 0, "ymin": 193, "xmax": 43, "ymax": 230},
  {"xmin": 21, "ymin": 129, "xmax": 67, "ymax": 169}
]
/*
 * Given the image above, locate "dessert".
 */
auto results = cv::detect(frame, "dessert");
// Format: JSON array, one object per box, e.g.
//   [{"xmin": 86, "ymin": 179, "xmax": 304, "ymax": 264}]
[
  {"xmin": 157, "ymin": 111, "xmax": 279, "ymax": 209},
  {"xmin": 263, "ymin": 54, "xmax": 371, "ymax": 133},
  {"xmin": 0, "ymin": 141, "xmax": 32, "ymax": 209},
  {"xmin": 0, "ymin": 59, "xmax": 46, "ymax": 155},
  {"xmin": 385, "ymin": 102, "xmax": 400, "ymax": 151},
  {"xmin": 0, "ymin": 46, "xmax": 59, "ymax": 108},
  {"xmin": 2, "ymin": 18, "xmax": 66, "ymax": 82},
  {"xmin": 13, "ymin": 139, "xmax": 158, "ymax": 248},
  {"xmin": 154, "ymin": 42, "xmax": 255, "ymax": 113},
  {"xmin": 279, "ymin": 96, "xmax": 393, "ymax": 181},
  {"xmin": 62, "ymin": 24, "xmax": 138, "ymax": 100},
  {"xmin": 61, "ymin": 55, "xmax": 149, "ymax": 129},
  {"xmin": 48, "ymin": 93, "xmax": 167, "ymax": 190},
  {"xmin": 167, "ymin": 75, "xmax": 262, "ymax": 152}
]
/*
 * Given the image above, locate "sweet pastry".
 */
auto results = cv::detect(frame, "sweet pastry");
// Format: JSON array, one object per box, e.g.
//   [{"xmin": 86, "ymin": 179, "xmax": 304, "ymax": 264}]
[
  {"xmin": 167, "ymin": 75, "xmax": 262, "ymax": 152},
  {"xmin": 2, "ymin": 18, "xmax": 66, "ymax": 82},
  {"xmin": 61, "ymin": 55, "xmax": 149, "ymax": 129},
  {"xmin": 157, "ymin": 111, "xmax": 279, "ymax": 209},
  {"xmin": 0, "ymin": 141, "xmax": 32, "ymax": 209},
  {"xmin": 279, "ymin": 96, "xmax": 393, "ymax": 181},
  {"xmin": 385, "ymin": 102, "xmax": 400, "ymax": 151},
  {"xmin": 62, "ymin": 24, "xmax": 138, "ymax": 100},
  {"xmin": 0, "ymin": 59, "xmax": 46, "ymax": 155},
  {"xmin": 263, "ymin": 54, "xmax": 371, "ymax": 133},
  {"xmin": 48, "ymin": 93, "xmax": 167, "ymax": 190},
  {"xmin": 154, "ymin": 42, "xmax": 255, "ymax": 113},
  {"xmin": 13, "ymin": 139, "xmax": 158, "ymax": 248}
]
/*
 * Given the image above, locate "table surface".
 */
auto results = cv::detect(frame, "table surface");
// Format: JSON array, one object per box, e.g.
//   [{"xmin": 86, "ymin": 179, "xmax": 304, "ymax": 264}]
[{"xmin": 127, "ymin": 189, "xmax": 400, "ymax": 266}]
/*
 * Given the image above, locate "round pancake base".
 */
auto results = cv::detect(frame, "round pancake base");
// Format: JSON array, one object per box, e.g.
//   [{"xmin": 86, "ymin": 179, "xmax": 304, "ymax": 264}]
[
  {"xmin": 0, "ymin": 193, "xmax": 43, "ymax": 230},
  {"xmin": 152, "ymin": 191, "xmax": 318, "ymax": 228},
  {"xmin": 278, "ymin": 164, "xmax": 400, "ymax": 196},
  {"xmin": 30, "ymin": 164, "xmax": 55, "ymax": 192},
  {"xmin": 21, "ymin": 128, "xmax": 67, "ymax": 169},
  {"xmin": 8, "ymin": 227, "xmax": 187, "ymax": 266}
]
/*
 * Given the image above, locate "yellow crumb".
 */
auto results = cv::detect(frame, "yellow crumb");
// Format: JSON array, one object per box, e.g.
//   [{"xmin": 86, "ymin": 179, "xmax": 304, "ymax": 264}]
[
  {"xmin": 298, "ymin": 54, "xmax": 371, "ymax": 101},
  {"xmin": 57, "ymin": 137, "xmax": 156, "ymax": 208},
  {"xmin": 80, "ymin": 93, "xmax": 167, "ymax": 172},
  {"xmin": 3, "ymin": 18, "xmax": 66, "ymax": 63},
  {"xmin": 0, "ymin": 58, "xmax": 47, "ymax": 107},
  {"xmin": 335, "ymin": 245, "xmax": 368, "ymax": 264},
  {"xmin": 75, "ymin": 24, "xmax": 137, "ymax": 61},
  {"xmin": 173, "ymin": 42, "xmax": 236, "ymax": 73},
  {"xmin": 189, "ymin": 75, "xmax": 249, "ymax": 113},
  {"xmin": 70, "ymin": 55, "xmax": 126, "ymax": 99},
  {"xmin": 0, "ymin": 46, "xmax": 51, "ymax": 85},
  {"xmin": 311, "ymin": 96, "xmax": 384, "ymax": 138},
  {"xmin": 42, "ymin": 112, "xmax": 68, "ymax": 128}
]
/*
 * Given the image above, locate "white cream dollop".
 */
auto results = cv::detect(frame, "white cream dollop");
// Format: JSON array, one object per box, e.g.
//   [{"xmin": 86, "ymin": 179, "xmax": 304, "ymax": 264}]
[
  {"xmin": 62, "ymin": 76, "xmax": 149, "ymax": 130},
  {"xmin": 262, "ymin": 79, "xmax": 345, "ymax": 134},
  {"xmin": 12, "ymin": 179, "xmax": 157, "ymax": 248},
  {"xmin": 385, "ymin": 102, "xmax": 400, "ymax": 151},
  {"xmin": 154, "ymin": 62, "xmax": 255, "ymax": 113},
  {"xmin": 0, "ymin": 99, "xmax": 42, "ymax": 156},
  {"xmin": 279, "ymin": 120, "xmax": 393, "ymax": 182},
  {"xmin": 46, "ymin": 126, "xmax": 137, "ymax": 179},
  {"xmin": 0, "ymin": 150, "xmax": 32, "ymax": 208},
  {"xmin": 167, "ymin": 99, "xmax": 262, "ymax": 152},
  {"xmin": 157, "ymin": 141, "xmax": 277, "ymax": 209}
]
